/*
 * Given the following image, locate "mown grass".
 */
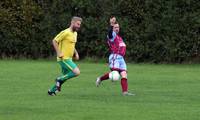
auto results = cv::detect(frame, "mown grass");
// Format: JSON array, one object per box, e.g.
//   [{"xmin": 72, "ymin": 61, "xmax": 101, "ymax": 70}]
[{"xmin": 0, "ymin": 60, "xmax": 199, "ymax": 120}]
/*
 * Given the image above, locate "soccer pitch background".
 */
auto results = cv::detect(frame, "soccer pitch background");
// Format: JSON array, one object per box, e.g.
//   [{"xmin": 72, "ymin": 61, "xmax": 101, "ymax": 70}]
[{"xmin": 0, "ymin": 60, "xmax": 199, "ymax": 120}]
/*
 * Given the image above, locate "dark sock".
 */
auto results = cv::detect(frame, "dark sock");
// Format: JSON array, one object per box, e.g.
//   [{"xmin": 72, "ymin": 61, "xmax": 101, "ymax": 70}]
[
  {"xmin": 121, "ymin": 78, "xmax": 128, "ymax": 92},
  {"xmin": 100, "ymin": 72, "xmax": 110, "ymax": 81}
]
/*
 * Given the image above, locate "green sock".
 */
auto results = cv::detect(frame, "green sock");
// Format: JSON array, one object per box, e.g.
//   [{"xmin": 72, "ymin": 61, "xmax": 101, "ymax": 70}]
[
  {"xmin": 50, "ymin": 72, "xmax": 76, "ymax": 92},
  {"xmin": 50, "ymin": 85, "xmax": 57, "ymax": 92},
  {"xmin": 57, "ymin": 71, "xmax": 76, "ymax": 83}
]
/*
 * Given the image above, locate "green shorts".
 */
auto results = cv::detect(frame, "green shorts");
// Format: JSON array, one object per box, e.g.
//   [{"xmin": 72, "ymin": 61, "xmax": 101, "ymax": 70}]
[{"xmin": 58, "ymin": 59, "xmax": 77, "ymax": 74}]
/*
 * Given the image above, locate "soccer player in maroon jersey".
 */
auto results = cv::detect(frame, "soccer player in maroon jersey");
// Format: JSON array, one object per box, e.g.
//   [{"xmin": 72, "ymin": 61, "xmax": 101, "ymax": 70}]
[{"xmin": 96, "ymin": 17, "xmax": 134, "ymax": 96}]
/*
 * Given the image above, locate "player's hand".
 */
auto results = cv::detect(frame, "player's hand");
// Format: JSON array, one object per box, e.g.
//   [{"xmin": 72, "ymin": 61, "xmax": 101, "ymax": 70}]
[
  {"xmin": 73, "ymin": 53, "xmax": 79, "ymax": 60},
  {"xmin": 57, "ymin": 52, "xmax": 64, "ymax": 58}
]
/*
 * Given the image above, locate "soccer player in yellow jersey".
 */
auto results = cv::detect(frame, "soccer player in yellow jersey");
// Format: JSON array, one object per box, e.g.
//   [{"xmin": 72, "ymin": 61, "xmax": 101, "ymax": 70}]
[{"xmin": 48, "ymin": 16, "xmax": 82, "ymax": 96}]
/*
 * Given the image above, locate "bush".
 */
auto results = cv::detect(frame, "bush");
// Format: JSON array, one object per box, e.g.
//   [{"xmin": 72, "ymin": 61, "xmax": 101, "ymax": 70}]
[{"xmin": 0, "ymin": 0, "xmax": 199, "ymax": 63}]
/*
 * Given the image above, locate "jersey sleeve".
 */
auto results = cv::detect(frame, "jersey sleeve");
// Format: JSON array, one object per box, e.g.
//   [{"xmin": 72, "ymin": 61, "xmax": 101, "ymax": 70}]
[
  {"xmin": 109, "ymin": 31, "xmax": 117, "ymax": 42},
  {"xmin": 107, "ymin": 26, "xmax": 117, "ymax": 42},
  {"xmin": 108, "ymin": 26, "xmax": 113, "ymax": 39},
  {"xmin": 54, "ymin": 31, "xmax": 66, "ymax": 43}
]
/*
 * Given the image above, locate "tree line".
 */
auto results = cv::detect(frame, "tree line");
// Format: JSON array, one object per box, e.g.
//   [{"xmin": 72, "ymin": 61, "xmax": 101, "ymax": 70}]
[{"xmin": 0, "ymin": 0, "xmax": 199, "ymax": 63}]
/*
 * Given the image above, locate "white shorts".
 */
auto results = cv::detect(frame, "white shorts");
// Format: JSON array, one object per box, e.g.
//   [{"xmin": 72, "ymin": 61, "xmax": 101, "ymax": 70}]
[{"xmin": 109, "ymin": 54, "xmax": 127, "ymax": 71}]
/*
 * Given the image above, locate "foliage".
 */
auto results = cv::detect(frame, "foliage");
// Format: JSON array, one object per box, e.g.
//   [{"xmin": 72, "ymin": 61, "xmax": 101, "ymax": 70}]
[{"xmin": 0, "ymin": 0, "xmax": 199, "ymax": 63}]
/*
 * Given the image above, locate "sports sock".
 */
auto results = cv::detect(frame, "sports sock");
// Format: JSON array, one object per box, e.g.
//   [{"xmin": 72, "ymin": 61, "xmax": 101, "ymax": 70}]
[
  {"xmin": 57, "ymin": 71, "xmax": 76, "ymax": 83},
  {"xmin": 121, "ymin": 78, "xmax": 128, "ymax": 92},
  {"xmin": 50, "ymin": 71, "xmax": 76, "ymax": 92},
  {"xmin": 50, "ymin": 85, "xmax": 57, "ymax": 92},
  {"xmin": 100, "ymin": 72, "xmax": 109, "ymax": 81}
]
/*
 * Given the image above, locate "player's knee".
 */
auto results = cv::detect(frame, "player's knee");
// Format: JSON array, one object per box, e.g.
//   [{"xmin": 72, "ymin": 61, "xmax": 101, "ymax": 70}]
[
  {"xmin": 120, "ymin": 71, "xmax": 127, "ymax": 78},
  {"xmin": 75, "ymin": 70, "xmax": 80, "ymax": 76},
  {"xmin": 73, "ymin": 68, "xmax": 80, "ymax": 76}
]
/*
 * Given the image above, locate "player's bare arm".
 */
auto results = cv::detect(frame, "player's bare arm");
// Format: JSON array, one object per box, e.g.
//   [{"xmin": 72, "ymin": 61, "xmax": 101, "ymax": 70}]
[
  {"xmin": 73, "ymin": 48, "xmax": 79, "ymax": 60},
  {"xmin": 52, "ymin": 39, "xmax": 63, "ymax": 58}
]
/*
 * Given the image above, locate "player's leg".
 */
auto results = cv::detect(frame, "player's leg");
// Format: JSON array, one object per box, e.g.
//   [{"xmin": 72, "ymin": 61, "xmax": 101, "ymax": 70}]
[
  {"xmin": 96, "ymin": 72, "xmax": 110, "ymax": 87},
  {"xmin": 96, "ymin": 54, "xmax": 118, "ymax": 87},
  {"xmin": 48, "ymin": 59, "xmax": 80, "ymax": 95},
  {"xmin": 48, "ymin": 61, "xmax": 69, "ymax": 95},
  {"xmin": 120, "ymin": 70, "xmax": 128, "ymax": 93},
  {"xmin": 55, "ymin": 59, "xmax": 80, "ymax": 91},
  {"xmin": 48, "ymin": 62, "xmax": 65, "ymax": 95},
  {"xmin": 119, "ymin": 58, "xmax": 134, "ymax": 96}
]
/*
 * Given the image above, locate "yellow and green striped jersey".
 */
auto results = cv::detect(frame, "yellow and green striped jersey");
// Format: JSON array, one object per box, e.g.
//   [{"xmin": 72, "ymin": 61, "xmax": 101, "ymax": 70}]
[{"xmin": 54, "ymin": 28, "xmax": 77, "ymax": 61}]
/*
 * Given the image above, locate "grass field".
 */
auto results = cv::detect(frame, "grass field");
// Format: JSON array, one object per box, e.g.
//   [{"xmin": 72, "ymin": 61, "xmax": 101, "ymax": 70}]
[{"xmin": 0, "ymin": 60, "xmax": 200, "ymax": 120}]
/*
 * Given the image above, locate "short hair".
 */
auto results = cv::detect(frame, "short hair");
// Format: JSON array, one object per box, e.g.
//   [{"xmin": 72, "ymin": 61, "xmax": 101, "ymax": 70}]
[
  {"xmin": 110, "ymin": 16, "xmax": 116, "ymax": 19},
  {"xmin": 71, "ymin": 16, "xmax": 82, "ymax": 22},
  {"xmin": 114, "ymin": 22, "xmax": 119, "ymax": 25}
]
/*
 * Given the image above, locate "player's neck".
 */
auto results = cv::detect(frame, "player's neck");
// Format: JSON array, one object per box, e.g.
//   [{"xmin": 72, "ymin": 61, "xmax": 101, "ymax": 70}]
[{"xmin": 69, "ymin": 27, "xmax": 75, "ymax": 32}]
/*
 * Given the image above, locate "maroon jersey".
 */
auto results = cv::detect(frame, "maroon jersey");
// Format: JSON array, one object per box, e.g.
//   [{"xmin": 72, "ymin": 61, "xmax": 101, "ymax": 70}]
[{"xmin": 107, "ymin": 31, "xmax": 126, "ymax": 56}]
